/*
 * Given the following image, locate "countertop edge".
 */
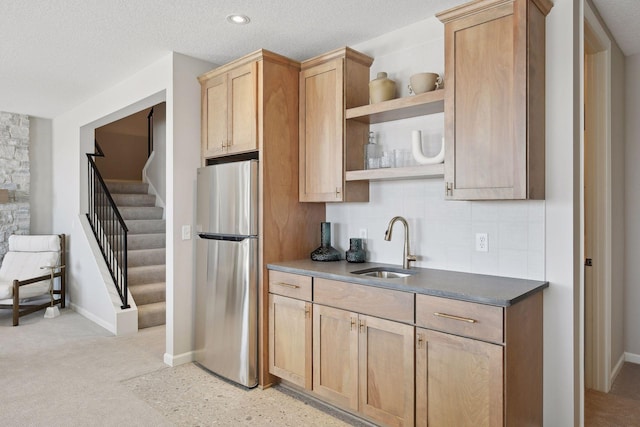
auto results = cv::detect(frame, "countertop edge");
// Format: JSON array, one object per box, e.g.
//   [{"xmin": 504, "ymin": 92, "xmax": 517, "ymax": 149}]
[{"xmin": 267, "ymin": 262, "xmax": 549, "ymax": 307}]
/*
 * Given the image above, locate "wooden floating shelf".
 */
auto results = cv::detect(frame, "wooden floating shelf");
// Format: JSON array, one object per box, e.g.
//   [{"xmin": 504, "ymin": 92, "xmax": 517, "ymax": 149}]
[
  {"xmin": 345, "ymin": 163, "xmax": 444, "ymax": 181},
  {"xmin": 346, "ymin": 90, "xmax": 445, "ymax": 124}
]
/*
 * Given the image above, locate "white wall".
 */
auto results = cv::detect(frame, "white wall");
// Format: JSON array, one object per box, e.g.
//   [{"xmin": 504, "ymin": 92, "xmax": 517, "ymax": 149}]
[
  {"xmin": 29, "ymin": 117, "xmax": 52, "ymax": 233},
  {"xmin": 146, "ymin": 102, "xmax": 167, "ymax": 203},
  {"xmin": 164, "ymin": 54, "xmax": 214, "ymax": 365},
  {"xmin": 545, "ymin": 0, "xmax": 581, "ymax": 424},
  {"xmin": 52, "ymin": 54, "xmax": 172, "ymax": 333},
  {"xmin": 610, "ymin": 35, "xmax": 626, "ymax": 371},
  {"xmin": 51, "ymin": 52, "xmax": 214, "ymax": 355},
  {"xmin": 625, "ymin": 53, "xmax": 640, "ymax": 357}
]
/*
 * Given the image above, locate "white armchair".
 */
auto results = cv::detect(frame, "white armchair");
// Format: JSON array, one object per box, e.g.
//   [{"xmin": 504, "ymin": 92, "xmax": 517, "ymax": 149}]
[{"xmin": 0, "ymin": 234, "xmax": 66, "ymax": 326}]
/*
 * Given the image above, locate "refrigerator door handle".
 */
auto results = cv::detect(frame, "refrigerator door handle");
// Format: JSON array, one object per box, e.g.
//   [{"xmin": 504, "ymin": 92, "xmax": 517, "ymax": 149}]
[{"xmin": 197, "ymin": 233, "xmax": 250, "ymax": 242}]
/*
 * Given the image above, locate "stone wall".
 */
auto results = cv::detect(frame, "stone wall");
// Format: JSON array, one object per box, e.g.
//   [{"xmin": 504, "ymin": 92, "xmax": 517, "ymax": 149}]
[{"xmin": 0, "ymin": 111, "xmax": 30, "ymax": 262}]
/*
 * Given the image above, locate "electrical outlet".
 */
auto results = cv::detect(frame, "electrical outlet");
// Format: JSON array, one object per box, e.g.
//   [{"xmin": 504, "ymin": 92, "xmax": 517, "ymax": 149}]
[
  {"xmin": 182, "ymin": 225, "xmax": 192, "ymax": 240},
  {"xmin": 359, "ymin": 228, "xmax": 368, "ymax": 240},
  {"xmin": 475, "ymin": 233, "xmax": 488, "ymax": 252}
]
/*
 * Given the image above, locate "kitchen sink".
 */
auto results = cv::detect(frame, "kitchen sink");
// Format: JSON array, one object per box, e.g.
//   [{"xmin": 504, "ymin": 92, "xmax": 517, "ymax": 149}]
[{"xmin": 350, "ymin": 267, "xmax": 416, "ymax": 279}]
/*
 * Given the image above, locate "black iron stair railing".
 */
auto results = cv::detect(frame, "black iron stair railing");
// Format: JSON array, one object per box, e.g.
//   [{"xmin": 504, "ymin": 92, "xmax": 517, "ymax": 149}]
[
  {"xmin": 86, "ymin": 142, "xmax": 130, "ymax": 309},
  {"xmin": 147, "ymin": 107, "xmax": 154, "ymax": 157}
]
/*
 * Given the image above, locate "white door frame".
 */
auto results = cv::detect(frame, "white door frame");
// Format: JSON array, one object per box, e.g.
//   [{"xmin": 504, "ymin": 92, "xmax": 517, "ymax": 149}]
[{"xmin": 583, "ymin": 1, "xmax": 613, "ymax": 393}]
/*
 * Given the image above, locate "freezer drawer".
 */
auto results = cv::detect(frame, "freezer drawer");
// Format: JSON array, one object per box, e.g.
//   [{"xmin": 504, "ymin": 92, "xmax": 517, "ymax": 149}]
[{"xmin": 195, "ymin": 236, "xmax": 258, "ymax": 387}]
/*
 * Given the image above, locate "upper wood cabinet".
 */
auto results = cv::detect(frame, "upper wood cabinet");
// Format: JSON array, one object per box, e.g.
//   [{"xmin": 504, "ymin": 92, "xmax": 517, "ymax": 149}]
[
  {"xmin": 200, "ymin": 61, "xmax": 257, "ymax": 158},
  {"xmin": 437, "ymin": 0, "xmax": 552, "ymax": 200},
  {"xmin": 299, "ymin": 47, "xmax": 373, "ymax": 202}
]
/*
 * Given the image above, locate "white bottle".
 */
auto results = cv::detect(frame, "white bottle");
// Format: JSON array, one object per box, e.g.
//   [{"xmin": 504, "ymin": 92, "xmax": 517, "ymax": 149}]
[{"xmin": 364, "ymin": 131, "xmax": 380, "ymax": 169}]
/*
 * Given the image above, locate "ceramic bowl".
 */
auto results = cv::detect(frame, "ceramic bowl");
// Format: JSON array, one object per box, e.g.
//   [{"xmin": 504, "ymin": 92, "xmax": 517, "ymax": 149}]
[{"xmin": 409, "ymin": 72, "xmax": 441, "ymax": 94}]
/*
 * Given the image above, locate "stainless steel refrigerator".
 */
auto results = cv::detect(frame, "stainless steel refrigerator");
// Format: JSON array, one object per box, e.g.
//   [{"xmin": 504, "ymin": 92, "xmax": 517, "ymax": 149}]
[{"xmin": 195, "ymin": 159, "xmax": 258, "ymax": 388}]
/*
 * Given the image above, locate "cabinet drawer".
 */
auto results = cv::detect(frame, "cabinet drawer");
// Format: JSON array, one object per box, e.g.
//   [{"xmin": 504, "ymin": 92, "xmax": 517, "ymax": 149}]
[
  {"xmin": 269, "ymin": 270, "xmax": 312, "ymax": 301},
  {"xmin": 416, "ymin": 294, "xmax": 503, "ymax": 343},
  {"xmin": 314, "ymin": 278, "xmax": 413, "ymax": 323}
]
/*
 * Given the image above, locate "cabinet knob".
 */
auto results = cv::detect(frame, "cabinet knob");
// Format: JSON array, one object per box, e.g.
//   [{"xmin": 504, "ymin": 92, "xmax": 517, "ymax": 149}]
[
  {"xmin": 350, "ymin": 317, "xmax": 357, "ymax": 331},
  {"xmin": 335, "ymin": 187, "xmax": 342, "ymax": 198},
  {"xmin": 359, "ymin": 319, "xmax": 366, "ymax": 333}
]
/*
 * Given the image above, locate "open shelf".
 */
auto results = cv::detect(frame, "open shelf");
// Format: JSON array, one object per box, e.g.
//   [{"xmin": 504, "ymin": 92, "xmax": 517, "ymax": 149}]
[
  {"xmin": 346, "ymin": 90, "xmax": 445, "ymax": 124},
  {"xmin": 345, "ymin": 163, "xmax": 444, "ymax": 181}
]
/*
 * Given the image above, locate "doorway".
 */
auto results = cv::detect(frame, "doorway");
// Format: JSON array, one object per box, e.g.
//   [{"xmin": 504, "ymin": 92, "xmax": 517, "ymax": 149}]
[{"xmin": 583, "ymin": 3, "xmax": 612, "ymax": 393}]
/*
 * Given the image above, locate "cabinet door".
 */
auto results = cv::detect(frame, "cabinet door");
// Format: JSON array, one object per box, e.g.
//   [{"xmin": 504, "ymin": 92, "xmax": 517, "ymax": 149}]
[
  {"xmin": 312, "ymin": 304, "xmax": 358, "ymax": 410},
  {"xmin": 299, "ymin": 58, "xmax": 344, "ymax": 202},
  {"xmin": 359, "ymin": 315, "xmax": 415, "ymax": 427},
  {"xmin": 268, "ymin": 294, "xmax": 312, "ymax": 389},
  {"xmin": 443, "ymin": 1, "xmax": 526, "ymax": 200},
  {"xmin": 203, "ymin": 73, "xmax": 228, "ymax": 158},
  {"xmin": 416, "ymin": 328, "xmax": 503, "ymax": 427},
  {"xmin": 227, "ymin": 61, "xmax": 258, "ymax": 154}
]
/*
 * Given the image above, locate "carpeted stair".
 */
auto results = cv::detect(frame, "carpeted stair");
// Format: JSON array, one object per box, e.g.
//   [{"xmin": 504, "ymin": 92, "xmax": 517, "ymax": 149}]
[{"xmin": 106, "ymin": 180, "xmax": 166, "ymax": 329}]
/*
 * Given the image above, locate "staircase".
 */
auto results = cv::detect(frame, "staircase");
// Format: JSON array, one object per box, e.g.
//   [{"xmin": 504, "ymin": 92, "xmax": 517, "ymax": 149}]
[{"xmin": 105, "ymin": 180, "xmax": 166, "ymax": 329}]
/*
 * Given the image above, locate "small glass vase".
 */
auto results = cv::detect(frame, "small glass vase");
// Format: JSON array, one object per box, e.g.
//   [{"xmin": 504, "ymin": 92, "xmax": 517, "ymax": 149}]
[
  {"xmin": 345, "ymin": 238, "xmax": 366, "ymax": 263},
  {"xmin": 310, "ymin": 222, "xmax": 341, "ymax": 262}
]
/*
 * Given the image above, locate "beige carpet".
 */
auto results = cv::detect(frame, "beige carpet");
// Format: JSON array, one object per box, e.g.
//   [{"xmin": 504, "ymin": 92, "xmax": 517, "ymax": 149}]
[
  {"xmin": 586, "ymin": 363, "xmax": 640, "ymax": 426},
  {"xmin": 0, "ymin": 308, "xmax": 367, "ymax": 426}
]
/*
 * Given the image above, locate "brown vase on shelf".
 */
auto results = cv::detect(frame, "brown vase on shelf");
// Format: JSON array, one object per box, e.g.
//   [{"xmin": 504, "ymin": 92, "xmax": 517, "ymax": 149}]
[{"xmin": 369, "ymin": 72, "xmax": 396, "ymax": 104}]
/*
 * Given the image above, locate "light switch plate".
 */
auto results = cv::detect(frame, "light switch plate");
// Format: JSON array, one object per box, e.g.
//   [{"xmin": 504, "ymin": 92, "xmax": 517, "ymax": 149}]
[
  {"xmin": 475, "ymin": 233, "xmax": 488, "ymax": 252},
  {"xmin": 182, "ymin": 225, "xmax": 192, "ymax": 240},
  {"xmin": 359, "ymin": 228, "xmax": 368, "ymax": 240}
]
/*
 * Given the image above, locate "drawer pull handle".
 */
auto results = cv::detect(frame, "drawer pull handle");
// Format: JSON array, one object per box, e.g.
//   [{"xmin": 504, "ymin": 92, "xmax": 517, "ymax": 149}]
[
  {"xmin": 275, "ymin": 282, "xmax": 300, "ymax": 289},
  {"xmin": 434, "ymin": 312, "xmax": 477, "ymax": 323}
]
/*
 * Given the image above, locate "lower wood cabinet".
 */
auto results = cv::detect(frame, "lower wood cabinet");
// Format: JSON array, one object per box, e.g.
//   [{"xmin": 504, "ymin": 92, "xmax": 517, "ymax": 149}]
[
  {"xmin": 268, "ymin": 294, "xmax": 312, "ymax": 389},
  {"xmin": 313, "ymin": 304, "xmax": 415, "ymax": 427},
  {"xmin": 358, "ymin": 314, "xmax": 415, "ymax": 427},
  {"xmin": 312, "ymin": 304, "xmax": 358, "ymax": 409},
  {"xmin": 415, "ymin": 328, "xmax": 503, "ymax": 427},
  {"xmin": 266, "ymin": 269, "xmax": 543, "ymax": 427}
]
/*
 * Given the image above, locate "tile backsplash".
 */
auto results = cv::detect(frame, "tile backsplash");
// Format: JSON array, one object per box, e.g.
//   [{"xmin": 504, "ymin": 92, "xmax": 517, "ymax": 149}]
[{"xmin": 326, "ymin": 179, "xmax": 545, "ymax": 281}]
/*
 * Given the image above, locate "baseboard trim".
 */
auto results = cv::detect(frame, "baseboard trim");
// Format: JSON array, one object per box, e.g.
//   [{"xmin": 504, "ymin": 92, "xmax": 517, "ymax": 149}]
[
  {"xmin": 625, "ymin": 352, "xmax": 640, "ymax": 365},
  {"xmin": 611, "ymin": 353, "xmax": 626, "ymax": 384},
  {"xmin": 69, "ymin": 302, "xmax": 116, "ymax": 335},
  {"xmin": 164, "ymin": 351, "xmax": 194, "ymax": 367}
]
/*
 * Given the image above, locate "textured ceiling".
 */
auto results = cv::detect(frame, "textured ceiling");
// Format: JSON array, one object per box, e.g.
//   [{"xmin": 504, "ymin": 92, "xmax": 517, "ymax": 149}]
[
  {"xmin": 3, "ymin": 1, "xmax": 637, "ymax": 119},
  {"xmin": 590, "ymin": 0, "xmax": 640, "ymax": 56},
  {"xmin": 0, "ymin": 0, "xmax": 466, "ymax": 118}
]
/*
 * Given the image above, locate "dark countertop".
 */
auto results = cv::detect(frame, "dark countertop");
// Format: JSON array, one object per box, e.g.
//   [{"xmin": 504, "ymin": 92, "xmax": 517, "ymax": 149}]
[{"xmin": 267, "ymin": 259, "xmax": 548, "ymax": 307}]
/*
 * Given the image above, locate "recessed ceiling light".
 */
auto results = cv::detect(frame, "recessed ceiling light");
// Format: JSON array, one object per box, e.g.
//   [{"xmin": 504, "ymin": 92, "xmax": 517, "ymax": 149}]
[{"xmin": 226, "ymin": 14, "xmax": 250, "ymax": 25}]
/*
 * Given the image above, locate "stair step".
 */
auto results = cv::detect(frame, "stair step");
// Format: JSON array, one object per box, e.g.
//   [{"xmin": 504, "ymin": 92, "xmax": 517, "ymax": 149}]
[
  {"xmin": 105, "ymin": 180, "xmax": 149, "ymax": 195},
  {"xmin": 128, "ymin": 248, "xmax": 166, "ymax": 267},
  {"xmin": 130, "ymin": 282, "xmax": 165, "ymax": 305},
  {"xmin": 120, "ymin": 206, "xmax": 163, "ymax": 220},
  {"xmin": 112, "ymin": 193, "xmax": 156, "ymax": 207},
  {"xmin": 128, "ymin": 233, "xmax": 165, "ymax": 250},
  {"xmin": 138, "ymin": 301, "xmax": 166, "ymax": 329},
  {"xmin": 125, "ymin": 219, "xmax": 165, "ymax": 234},
  {"xmin": 129, "ymin": 265, "xmax": 165, "ymax": 285}
]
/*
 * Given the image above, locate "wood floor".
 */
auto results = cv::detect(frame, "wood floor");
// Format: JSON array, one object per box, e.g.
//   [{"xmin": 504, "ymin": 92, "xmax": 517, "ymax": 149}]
[{"xmin": 586, "ymin": 362, "xmax": 640, "ymax": 426}]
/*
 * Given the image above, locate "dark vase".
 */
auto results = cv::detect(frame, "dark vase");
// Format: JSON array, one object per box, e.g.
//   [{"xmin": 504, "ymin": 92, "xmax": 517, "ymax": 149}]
[
  {"xmin": 310, "ymin": 222, "xmax": 341, "ymax": 261},
  {"xmin": 345, "ymin": 238, "xmax": 366, "ymax": 263}
]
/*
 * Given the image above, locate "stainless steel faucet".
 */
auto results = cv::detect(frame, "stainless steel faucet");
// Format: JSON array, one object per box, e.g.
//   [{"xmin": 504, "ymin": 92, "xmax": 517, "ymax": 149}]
[{"xmin": 384, "ymin": 216, "xmax": 417, "ymax": 269}]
